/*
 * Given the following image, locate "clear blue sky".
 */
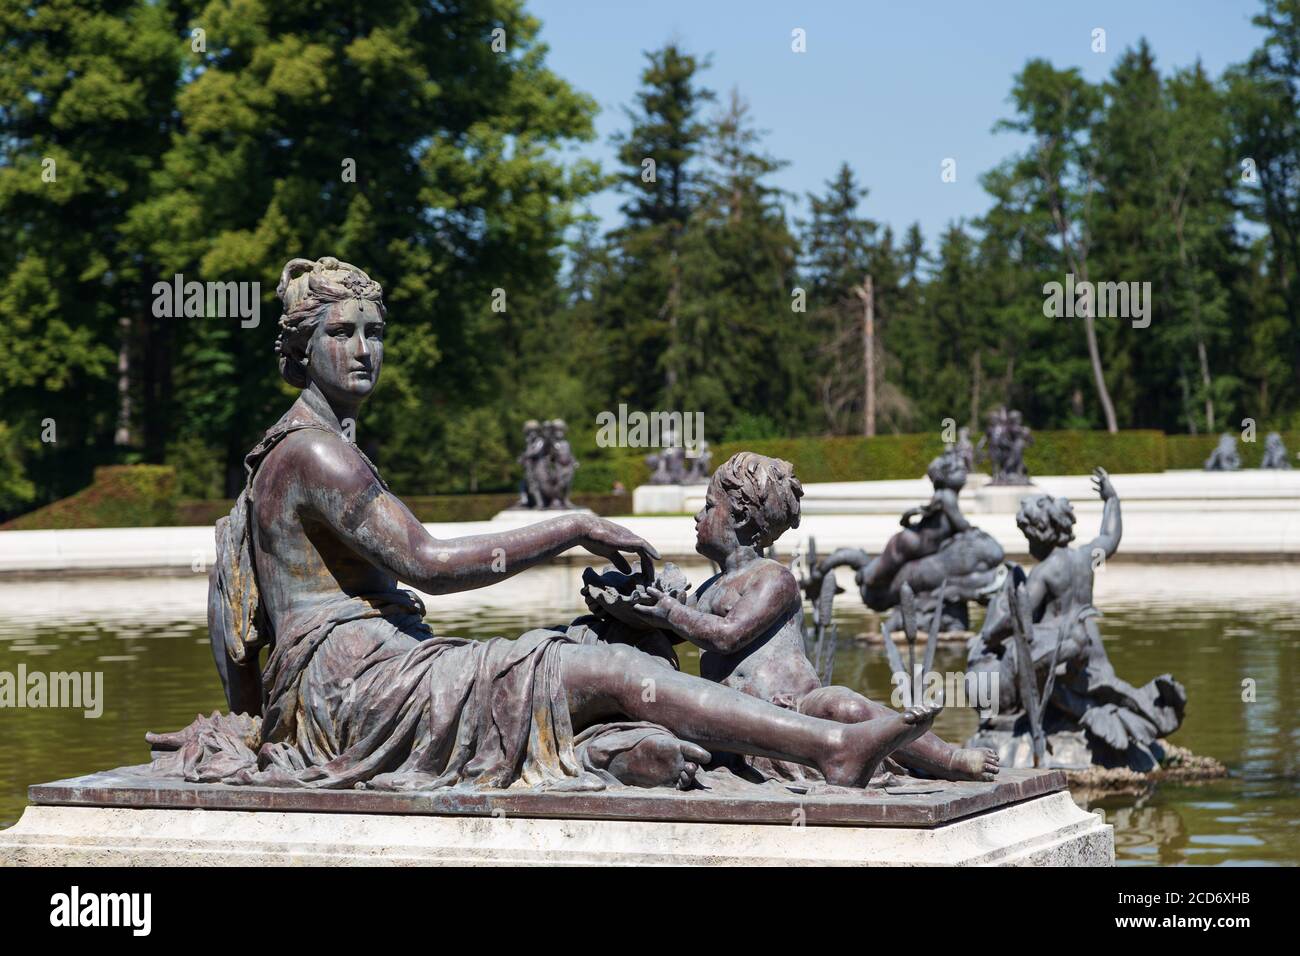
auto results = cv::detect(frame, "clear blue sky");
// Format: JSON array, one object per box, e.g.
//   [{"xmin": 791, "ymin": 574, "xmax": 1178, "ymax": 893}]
[{"xmin": 531, "ymin": 0, "xmax": 1266, "ymax": 249}]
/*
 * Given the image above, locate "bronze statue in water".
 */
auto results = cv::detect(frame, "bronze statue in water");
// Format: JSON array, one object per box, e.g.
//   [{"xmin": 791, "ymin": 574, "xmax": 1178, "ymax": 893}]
[
  {"xmin": 967, "ymin": 468, "xmax": 1186, "ymax": 770},
  {"xmin": 147, "ymin": 256, "xmax": 965, "ymax": 793}
]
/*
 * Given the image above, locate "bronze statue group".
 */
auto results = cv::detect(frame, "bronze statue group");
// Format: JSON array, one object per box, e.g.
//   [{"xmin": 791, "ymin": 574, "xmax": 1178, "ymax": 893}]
[{"xmin": 140, "ymin": 256, "xmax": 1189, "ymax": 799}]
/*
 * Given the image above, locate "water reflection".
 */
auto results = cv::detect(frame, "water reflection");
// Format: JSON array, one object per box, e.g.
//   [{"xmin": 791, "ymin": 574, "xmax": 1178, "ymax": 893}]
[{"xmin": 0, "ymin": 562, "xmax": 1295, "ymax": 865}]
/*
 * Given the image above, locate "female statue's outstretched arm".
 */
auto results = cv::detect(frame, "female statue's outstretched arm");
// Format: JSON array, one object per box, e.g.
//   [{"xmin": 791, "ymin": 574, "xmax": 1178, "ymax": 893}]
[
  {"xmin": 292, "ymin": 430, "xmax": 656, "ymax": 594},
  {"xmin": 281, "ymin": 429, "xmax": 938, "ymax": 787}
]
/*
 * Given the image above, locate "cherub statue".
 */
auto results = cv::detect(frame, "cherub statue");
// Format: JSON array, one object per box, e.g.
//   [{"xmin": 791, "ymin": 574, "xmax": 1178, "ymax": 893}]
[
  {"xmin": 807, "ymin": 449, "xmax": 1005, "ymax": 631},
  {"xmin": 517, "ymin": 419, "xmax": 545, "ymax": 507},
  {"xmin": 1203, "ymin": 433, "xmax": 1241, "ymax": 471},
  {"xmin": 951, "ymin": 426, "xmax": 975, "ymax": 473},
  {"xmin": 540, "ymin": 418, "xmax": 578, "ymax": 508},
  {"xmin": 684, "ymin": 439, "xmax": 713, "ymax": 482},
  {"xmin": 1260, "ymin": 432, "xmax": 1291, "ymax": 470},
  {"xmin": 979, "ymin": 407, "xmax": 1032, "ymax": 484},
  {"xmin": 866, "ymin": 449, "xmax": 972, "ymax": 594},
  {"xmin": 590, "ymin": 452, "xmax": 998, "ymax": 784},
  {"xmin": 967, "ymin": 468, "xmax": 1186, "ymax": 769}
]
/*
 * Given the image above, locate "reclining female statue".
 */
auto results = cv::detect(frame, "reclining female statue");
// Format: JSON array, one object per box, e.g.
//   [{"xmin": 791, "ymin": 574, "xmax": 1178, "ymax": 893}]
[{"xmin": 147, "ymin": 256, "xmax": 941, "ymax": 792}]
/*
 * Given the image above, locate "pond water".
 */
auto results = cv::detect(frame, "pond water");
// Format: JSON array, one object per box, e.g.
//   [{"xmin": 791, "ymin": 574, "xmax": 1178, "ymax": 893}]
[{"xmin": 0, "ymin": 561, "xmax": 1296, "ymax": 865}]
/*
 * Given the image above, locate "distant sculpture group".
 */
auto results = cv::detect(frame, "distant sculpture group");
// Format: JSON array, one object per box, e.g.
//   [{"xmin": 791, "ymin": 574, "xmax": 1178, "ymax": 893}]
[
  {"xmin": 518, "ymin": 419, "xmax": 579, "ymax": 509},
  {"xmin": 1203, "ymin": 433, "xmax": 1241, "ymax": 471},
  {"xmin": 1261, "ymin": 432, "xmax": 1292, "ymax": 469},
  {"xmin": 1205, "ymin": 431, "xmax": 1292, "ymax": 470},
  {"xmin": 978, "ymin": 406, "xmax": 1032, "ymax": 485},
  {"xmin": 646, "ymin": 440, "xmax": 713, "ymax": 485}
]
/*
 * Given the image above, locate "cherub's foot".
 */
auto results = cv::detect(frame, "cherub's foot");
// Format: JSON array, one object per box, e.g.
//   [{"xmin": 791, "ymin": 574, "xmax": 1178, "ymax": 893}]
[
  {"xmin": 607, "ymin": 735, "xmax": 711, "ymax": 790},
  {"xmin": 820, "ymin": 704, "xmax": 942, "ymax": 787},
  {"xmin": 946, "ymin": 747, "xmax": 1000, "ymax": 782}
]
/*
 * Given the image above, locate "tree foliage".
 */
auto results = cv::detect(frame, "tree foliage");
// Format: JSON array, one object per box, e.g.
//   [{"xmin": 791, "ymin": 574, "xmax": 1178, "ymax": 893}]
[{"xmin": 3, "ymin": 7, "xmax": 1299, "ymax": 516}]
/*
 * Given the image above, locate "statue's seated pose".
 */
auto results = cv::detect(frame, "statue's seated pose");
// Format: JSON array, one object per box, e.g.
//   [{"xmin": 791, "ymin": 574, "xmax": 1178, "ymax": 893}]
[
  {"xmin": 1203, "ymin": 433, "xmax": 1241, "ymax": 471},
  {"xmin": 147, "ymin": 256, "xmax": 944, "ymax": 793},
  {"xmin": 863, "ymin": 450, "xmax": 972, "ymax": 593},
  {"xmin": 811, "ymin": 449, "xmax": 1004, "ymax": 632},
  {"xmin": 586, "ymin": 452, "xmax": 997, "ymax": 784},
  {"xmin": 967, "ymin": 468, "xmax": 1186, "ymax": 770},
  {"xmin": 1260, "ymin": 432, "xmax": 1292, "ymax": 470}
]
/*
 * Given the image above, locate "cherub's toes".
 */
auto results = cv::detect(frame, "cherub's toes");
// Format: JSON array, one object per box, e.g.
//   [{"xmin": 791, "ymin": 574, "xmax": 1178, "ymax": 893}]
[
  {"xmin": 682, "ymin": 742, "xmax": 711, "ymax": 765},
  {"xmin": 903, "ymin": 704, "xmax": 942, "ymax": 723},
  {"xmin": 145, "ymin": 729, "xmax": 186, "ymax": 749}
]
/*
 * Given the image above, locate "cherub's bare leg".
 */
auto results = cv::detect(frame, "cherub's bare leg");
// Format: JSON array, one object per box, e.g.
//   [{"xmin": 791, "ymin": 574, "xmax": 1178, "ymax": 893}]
[
  {"xmin": 608, "ymin": 735, "xmax": 711, "ymax": 790},
  {"xmin": 560, "ymin": 643, "xmax": 939, "ymax": 787},
  {"xmin": 796, "ymin": 686, "xmax": 997, "ymax": 781},
  {"xmin": 861, "ymin": 529, "xmax": 924, "ymax": 588},
  {"xmin": 829, "ymin": 693, "xmax": 999, "ymax": 781}
]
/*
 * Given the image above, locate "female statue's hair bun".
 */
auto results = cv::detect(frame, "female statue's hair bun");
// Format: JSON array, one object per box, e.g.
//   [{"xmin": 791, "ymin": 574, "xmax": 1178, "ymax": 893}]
[{"xmin": 273, "ymin": 257, "xmax": 385, "ymax": 388}]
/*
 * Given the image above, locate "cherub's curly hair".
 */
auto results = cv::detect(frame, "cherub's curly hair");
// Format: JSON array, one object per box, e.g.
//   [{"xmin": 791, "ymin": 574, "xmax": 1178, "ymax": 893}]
[
  {"xmin": 710, "ymin": 452, "xmax": 803, "ymax": 549},
  {"xmin": 927, "ymin": 448, "xmax": 967, "ymax": 490},
  {"xmin": 1016, "ymin": 493, "xmax": 1077, "ymax": 548},
  {"xmin": 274, "ymin": 257, "xmax": 386, "ymax": 388}
]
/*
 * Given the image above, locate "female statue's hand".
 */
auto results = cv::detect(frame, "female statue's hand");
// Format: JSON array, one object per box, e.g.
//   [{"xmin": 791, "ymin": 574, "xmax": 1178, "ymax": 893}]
[{"xmin": 577, "ymin": 515, "xmax": 660, "ymax": 580}]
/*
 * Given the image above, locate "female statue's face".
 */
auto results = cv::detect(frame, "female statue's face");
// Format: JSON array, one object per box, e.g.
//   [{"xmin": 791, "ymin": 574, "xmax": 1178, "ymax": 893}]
[{"xmin": 307, "ymin": 298, "xmax": 384, "ymax": 404}]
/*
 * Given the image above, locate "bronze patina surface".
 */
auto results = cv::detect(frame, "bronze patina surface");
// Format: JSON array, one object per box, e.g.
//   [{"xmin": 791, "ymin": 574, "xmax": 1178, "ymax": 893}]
[
  {"xmin": 29, "ymin": 768, "xmax": 1063, "ymax": 828},
  {"xmin": 51, "ymin": 256, "xmax": 1019, "ymax": 806}
]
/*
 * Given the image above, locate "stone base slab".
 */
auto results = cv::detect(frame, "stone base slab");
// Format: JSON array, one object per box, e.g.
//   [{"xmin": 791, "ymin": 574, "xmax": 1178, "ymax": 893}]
[
  {"xmin": 972, "ymin": 482, "xmax": 1038, "ymax": 514},
  {"xmin": 0, "ymin": 792, "xmax": 1112, "ymax": 866},
  {"xmin": 632, "ymin": 483, "xmax": 707, "ymax": 515}
]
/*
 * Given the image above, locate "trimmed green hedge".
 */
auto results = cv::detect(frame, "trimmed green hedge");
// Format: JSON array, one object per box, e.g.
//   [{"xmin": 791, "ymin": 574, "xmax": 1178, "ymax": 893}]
[
  {"xmin": 14, "ymin": 429, "xmax": 1292, "ymax": 532},
  {"xmin": 1166, "ymin": 435, "xmax": 1221, "ymax": 470},
  {"xmin": 402, "ymin": 492, "xmax": 633, "ymax": 522},
  {"xmin": 177, "ymin": 492, "xmax": 636, "ymax": 527},
  {"xmin": 1, "ymin": 465, "xmax": 178, "ymax": 530},
  {"xmin": 597, "ymin": 429, "xmax": 1171, "ymax": 487},
  {"xmin": 1025, "ymin": 430, "xmax": 1166, "ymax": 475},
  {"xmin": 1167, "ymin": 430, "xmax": 1300, "ymax": 470},
  {"xmin": 712, "ymin": 434, "xmax": 947, "ymax": 483}
]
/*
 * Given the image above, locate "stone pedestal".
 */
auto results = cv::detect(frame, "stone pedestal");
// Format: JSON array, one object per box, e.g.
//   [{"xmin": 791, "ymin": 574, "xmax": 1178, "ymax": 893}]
[
  {"xmin": 0, "ymin": 767, "xmax": 1111, "ymax": 867},
  {"xmin": 972, "ymin": 483, "xmax": 1037, "ymax": 515},
  {"xmin": 0, "ymin": 792, "xmax": 1110, "ymax": 866},
  {"xmin": 632, "ymin": 483, "xmax": 707, "ymax": 515}
]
